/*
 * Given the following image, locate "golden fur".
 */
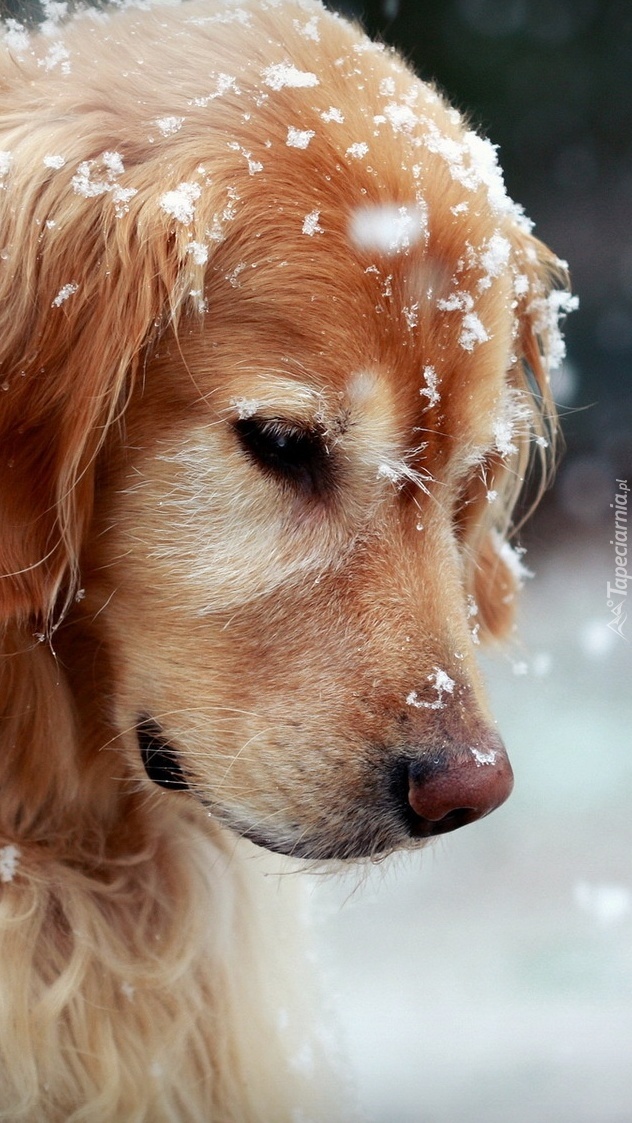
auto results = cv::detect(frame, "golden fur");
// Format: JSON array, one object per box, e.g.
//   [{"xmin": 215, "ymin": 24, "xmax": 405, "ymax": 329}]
[{"xmin": 0, "ymin": 1, "xmax": 570, "ymax": 1118}]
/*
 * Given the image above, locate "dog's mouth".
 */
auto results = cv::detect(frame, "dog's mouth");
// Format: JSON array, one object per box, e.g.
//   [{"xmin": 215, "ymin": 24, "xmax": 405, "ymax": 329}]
[
  {"xmin": 135, "ymin": 717, "xmax": 383, "ymax": 859},
  {"xmin": 136, "ymin": 718, "xmax": 512, "ymax": 861}
]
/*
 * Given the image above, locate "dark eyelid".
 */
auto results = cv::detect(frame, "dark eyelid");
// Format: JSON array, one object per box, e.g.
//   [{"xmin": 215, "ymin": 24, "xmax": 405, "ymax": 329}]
[{"xmin": 233, "ymin": 415, "xmax": 331, "ymax": 494}]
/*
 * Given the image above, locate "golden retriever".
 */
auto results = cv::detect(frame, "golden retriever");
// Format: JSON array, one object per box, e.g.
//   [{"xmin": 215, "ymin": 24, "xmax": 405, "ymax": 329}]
[{"xmin": 0, "ymin": 0, "xmax": 572, "ymax": 1118}]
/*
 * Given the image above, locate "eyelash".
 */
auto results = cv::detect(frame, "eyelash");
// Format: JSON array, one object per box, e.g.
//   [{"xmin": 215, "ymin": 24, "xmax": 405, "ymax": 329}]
[{"xmin": 233, "ymin": 417, "xmax": 330, "ymax": 493}]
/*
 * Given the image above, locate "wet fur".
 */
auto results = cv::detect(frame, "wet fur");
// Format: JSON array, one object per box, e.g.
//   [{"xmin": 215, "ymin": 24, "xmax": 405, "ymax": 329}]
[{"xmin": 0, "ymin": 1, "xmax": 566, "ymax": 1118}]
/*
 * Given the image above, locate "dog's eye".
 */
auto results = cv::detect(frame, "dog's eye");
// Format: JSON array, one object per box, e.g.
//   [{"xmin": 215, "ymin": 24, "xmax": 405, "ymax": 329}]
[{"xmin": 234, "ymin": 417, "xmax": 329, "ymax": 492}]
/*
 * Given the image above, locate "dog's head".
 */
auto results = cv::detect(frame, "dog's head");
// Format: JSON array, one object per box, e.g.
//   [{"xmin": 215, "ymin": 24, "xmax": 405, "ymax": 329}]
[{"xmin": 0, "ymin": 0, "xmax": 571, "ymax": 859}]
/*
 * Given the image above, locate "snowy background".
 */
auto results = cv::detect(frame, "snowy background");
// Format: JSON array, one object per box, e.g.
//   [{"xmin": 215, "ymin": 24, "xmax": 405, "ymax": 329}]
[{"xmin": 311, "ymin": 508, "xmax": 632, "ymax": 1123}]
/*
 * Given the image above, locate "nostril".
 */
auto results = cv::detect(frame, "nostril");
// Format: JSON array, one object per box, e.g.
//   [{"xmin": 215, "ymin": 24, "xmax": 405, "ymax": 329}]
[
  {"xmin": 394, "ymin": 739, "xmax": 514, "ymax": 838},
  {"xmin": 415, "ymin": 806, "xmax": 479, "ymax": 836}
]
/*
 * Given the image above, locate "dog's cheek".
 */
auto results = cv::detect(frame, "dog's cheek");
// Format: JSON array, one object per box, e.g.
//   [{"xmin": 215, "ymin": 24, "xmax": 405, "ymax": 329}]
[{"xmin": 99, "ymin": 431, "xmax": 343, "ymax": 616}]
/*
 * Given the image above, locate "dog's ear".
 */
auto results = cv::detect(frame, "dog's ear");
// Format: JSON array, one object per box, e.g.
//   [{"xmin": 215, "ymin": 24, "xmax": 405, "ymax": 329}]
[
  {"xmin": 470, "ymin": 232, "xmax": 573, "ymax": 640},
  {"xmin": 0, "ymin": 135, "xmax": 213, "ymax": 626}
]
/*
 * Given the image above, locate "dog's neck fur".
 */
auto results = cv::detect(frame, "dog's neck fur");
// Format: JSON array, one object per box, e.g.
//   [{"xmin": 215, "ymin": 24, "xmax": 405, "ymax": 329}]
[{"xmin": 0, "ymin": 623, "xmax": 347, "ymax": 1121}]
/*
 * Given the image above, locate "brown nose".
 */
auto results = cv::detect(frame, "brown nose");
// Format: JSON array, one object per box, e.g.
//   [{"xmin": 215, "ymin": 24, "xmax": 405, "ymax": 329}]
[{"xmin": 399, "ymin": 734, "xmax": 514, "ymax": 837}]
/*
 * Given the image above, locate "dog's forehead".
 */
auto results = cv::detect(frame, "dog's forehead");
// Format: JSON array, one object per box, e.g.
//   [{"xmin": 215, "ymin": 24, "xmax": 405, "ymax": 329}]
[{"xmin": 198, "ymin": 216, "xmax": 517, "ymax": 463}]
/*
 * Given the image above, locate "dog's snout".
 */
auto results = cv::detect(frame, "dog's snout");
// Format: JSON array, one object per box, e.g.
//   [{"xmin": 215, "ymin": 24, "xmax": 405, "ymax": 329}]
[{"xmin": 397, "ymin": 736, "xmax": 514, "ymax": 838}]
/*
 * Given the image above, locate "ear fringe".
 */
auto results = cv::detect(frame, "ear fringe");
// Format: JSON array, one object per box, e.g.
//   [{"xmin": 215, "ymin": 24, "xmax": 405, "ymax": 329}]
[{"xmin": 470, "ymin": 237, "xmax": 574, "ymax": 640}]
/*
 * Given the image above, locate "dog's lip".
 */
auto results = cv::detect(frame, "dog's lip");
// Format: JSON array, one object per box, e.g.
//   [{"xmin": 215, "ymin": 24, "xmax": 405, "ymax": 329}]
[{"xmin": 231, "ymin": 819, "xmax": 408, "ymax": 862}]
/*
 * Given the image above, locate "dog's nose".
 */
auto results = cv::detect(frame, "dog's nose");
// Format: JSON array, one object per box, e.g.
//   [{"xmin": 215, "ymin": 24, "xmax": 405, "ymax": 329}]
[{"xmin": 399, "ymin": 735, "xmax": 514, "ymax": 837}]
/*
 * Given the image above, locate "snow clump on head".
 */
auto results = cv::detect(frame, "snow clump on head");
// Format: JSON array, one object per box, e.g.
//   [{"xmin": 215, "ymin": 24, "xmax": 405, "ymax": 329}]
[
  {"xmin": 159, "ymin": 182, "xmax": 202, "ymax": 225},
  {"xmin": 349, "ymin": 203, "xmax": 428, "ymax": 256},
  {"xmin": 71, "ymin": 151, "xmax": 137, "ymax": 217},
  {"xmin": 286, "ymin": 127, "xmax": 315, "ymax": 150},
  {"xmin": 261, "ymin": 62, "xmax": 319, "ymax": 91},
  {"xmin": 155, "ymin": 116, "xmax": 185, "ymax": 137}
]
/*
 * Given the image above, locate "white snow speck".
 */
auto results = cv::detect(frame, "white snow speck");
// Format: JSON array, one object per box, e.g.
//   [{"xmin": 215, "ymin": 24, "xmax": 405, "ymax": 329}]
[
  {"xmin": 437, "ymin": 290, "xmax": 473, "ymax": 313},
  {"xmin": 493, "ymin": 415, "xmax": 518, "ymax": 459},
  {"xmin": 230, "ymin": 397, "xmax": 260, "ymax": 420},
  {"xmin": 71, "ymin": 152, "xmax": 134, "ymax": 215},
  {"xmin": 514, "ymin": 273, "xmax": 530, "ymax": 297},
  {"xmin": 38, "ymin": 40, "xmax": 70, "ymax": 74},
  {"xmin": 189, "ymin": 290, "xmax": 208, "ymax": 314},
  {"xmin": 406, "ymin": 668, "xmax": 455, "ymax": 710},
  {"xmin": 3, "ymin": 19, "xmax": 30, "ymax": 55},
  {"xmin": 419, "ymin": 364, "xmax": 440, "ymax": 408},
  {"xmin": 227, "ymin": 141, "xmax": 263, "ymax": 175},
  {"xmin": 159, "ymin": 181, "xmax": 201, "ymax": 225},
  {"xmin": 40, "ymin": 0, "xmax": 67, "ymax": 28},
  {"xmin": 225, "ymin": 262, "xmax": 248, "ymax": 288},
  {"xmin": 52, "ymin": 282, "xmax": 79, "ymax": 307},
  {"xmin": 0, "ymin": 151, "xmax": 13, "ymax": 179},
  {"xmin": 470, "ymin": 746, "xmax": 497, "ymax": 766},
  {"xmin": 102, "ymin": 151, "xmax": 124, "ymax": 176},
  {"xmin": 286, "ymin": 127, "xmax": 315, "ymax": 150},
  {"xmin": 345, "ymin": 142, "xmax": 369, "ymax": 160},
  {"xmin": 155, "ymin": 116, "xmax": 185, "ymax": 137},
  {"xmin": 377, "ymin": 463, "xmax": 402, "ymax": 483},
  {"xmin": 261, "ymin": 63, "xmax": 319, "ymax": 91},
  {"xmin": 43, "ymin": 154, "xmax": 66, "ymax": 169},
  {"xmin": 192, "ymin": 74, "xmax": 238, "ymax": 106},
  {"xmin": 321, "ymin": 106, "xmax": 344, "ymax": 124},
  {"xmin": 111, "ymin": 185, "xmax": 138, "ymax": 218},
  {"xmin": 479, "ymin": 233, "xmax": 511, "ymax": 280},
  {"xmin": 491, "ymin": 531, "xmax": 533, "ymax": 584},
  {"xmin": 467, "ymin": 594, "xmax": 480, "ymax": 644},
  {"xmin": 459, "ymin": 311, "xmax": 489, "ymax": 351},
  {"xmin": 294, "ymin": 15, "xmax": 320, "ymax": 41},
  {"xmin": 383, "ymin": 101, "xmax": 418, "ymax": 132},
  {"xmin": 121, "ymin": 982, "xmax": 135, "ymax": 1000},
  {"xmin": 530, "ymin": 289, "xmax": 579, "ymax": 370},
  {"xmin": 349, "ymin": 203, "xmax": 427, "ymax": 255},
  {"xmin": 302, "ymin": 209, "xmax": 323, "ymax": 236},
  {"xmin": 186, "ymin": 241, "xmax": 209, "ymax": 265},
  {"xmin": 0, "ymin": 844, "xmax": 21, "ymax": 882}
]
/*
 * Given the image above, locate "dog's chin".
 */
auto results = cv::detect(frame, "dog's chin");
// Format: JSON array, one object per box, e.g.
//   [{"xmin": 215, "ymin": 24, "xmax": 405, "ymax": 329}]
[{"xmin": 224, "ymin": 816, "xmax": 411, "ymax": 863}]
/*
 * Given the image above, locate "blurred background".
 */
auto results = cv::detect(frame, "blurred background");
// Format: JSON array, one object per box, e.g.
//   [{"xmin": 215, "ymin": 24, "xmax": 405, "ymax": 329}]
[
  {"xmin": 2, "ymin": 0, "xmax": 630, "ymax": 1118},
  {"xmin": 314, "ymin": 2, "xmax": 632, "ymax": 1121}
]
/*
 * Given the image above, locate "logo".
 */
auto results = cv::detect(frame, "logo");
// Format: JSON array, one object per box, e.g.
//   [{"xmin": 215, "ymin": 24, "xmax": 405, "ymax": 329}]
[{"xmin": 606, "ymin": 479, "xmax": 629, "ymax": 640}]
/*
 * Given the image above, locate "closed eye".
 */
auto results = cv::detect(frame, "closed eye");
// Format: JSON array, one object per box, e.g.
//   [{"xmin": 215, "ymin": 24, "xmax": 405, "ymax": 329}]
[{"xmin": 233, "ymin": 416, "xmax": 332, "ymax": 494}]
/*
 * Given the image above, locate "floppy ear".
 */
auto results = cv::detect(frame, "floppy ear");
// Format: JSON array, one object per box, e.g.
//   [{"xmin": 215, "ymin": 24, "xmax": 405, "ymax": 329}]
[
  {"xmin": 470, "ymin": 232, "xmax": 573, "ymax": 640},
  {"xmin": 0, "ymin": 134, "xmax": 212, "ymax": 626}
]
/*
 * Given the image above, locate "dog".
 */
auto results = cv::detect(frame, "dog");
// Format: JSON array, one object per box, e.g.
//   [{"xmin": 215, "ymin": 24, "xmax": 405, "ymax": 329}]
[{"xmin": 0, "ymin": 0, "xmax": 572, "ymax": 1118}]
